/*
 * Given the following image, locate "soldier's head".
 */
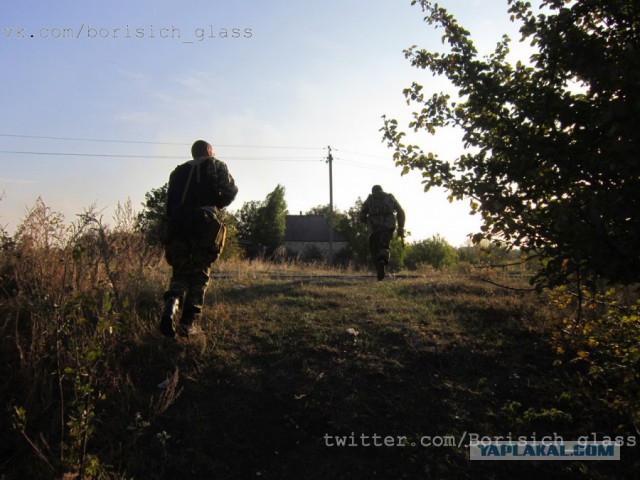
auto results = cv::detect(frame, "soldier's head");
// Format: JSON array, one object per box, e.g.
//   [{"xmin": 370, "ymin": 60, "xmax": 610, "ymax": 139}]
[
  {"xmin": 191, "ymin": 140, "xmax": 214, "ymax": 159},
  {"xmin": 372, "ymin": 185, "xmax": 384, "ymax": 194}
]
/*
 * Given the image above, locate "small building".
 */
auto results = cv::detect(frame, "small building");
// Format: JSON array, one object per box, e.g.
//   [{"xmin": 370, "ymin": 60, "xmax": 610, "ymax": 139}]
[{"xmin": 284, "ymin": 214, "xmax": 348, "ymax": 261}]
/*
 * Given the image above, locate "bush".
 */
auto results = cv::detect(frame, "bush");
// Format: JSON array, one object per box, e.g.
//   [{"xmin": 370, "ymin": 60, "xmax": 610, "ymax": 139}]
[
  {"xmin": 404, "ymin": 235, "xmax": 457, "ymax": 270},
  {"xmin": 551, "ymin": 286, "xmax": 640, "ymax": 424}
]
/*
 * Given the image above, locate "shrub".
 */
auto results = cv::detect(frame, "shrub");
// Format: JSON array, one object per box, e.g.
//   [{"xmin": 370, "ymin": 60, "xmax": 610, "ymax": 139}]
[
  {"xmin": 404, "ymin": 235, "xmax": 457, "ymax": 270},
  {"xmin": 551, "ymin": 286, "xmax": 640, "ymax": 424}
]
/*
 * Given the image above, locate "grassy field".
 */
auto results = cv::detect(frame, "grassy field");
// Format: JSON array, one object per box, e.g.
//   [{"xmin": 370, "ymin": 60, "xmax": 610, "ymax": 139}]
[{"xmin": 2, "ymin": 249, "xmax": 638, "ymax": 479}]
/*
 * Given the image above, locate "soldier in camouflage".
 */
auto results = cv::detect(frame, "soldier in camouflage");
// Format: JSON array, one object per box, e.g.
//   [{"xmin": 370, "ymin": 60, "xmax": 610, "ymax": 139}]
[
  {"xmin": 160, "ymin": 140, "xmax": 238, "ymax": 337},
  {"xmin": 359, "ymin": 185, "xmax": 406, "ymax": 280}
]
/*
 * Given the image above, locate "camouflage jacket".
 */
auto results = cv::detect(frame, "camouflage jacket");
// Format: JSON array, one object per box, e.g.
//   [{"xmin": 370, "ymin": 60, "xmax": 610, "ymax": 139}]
[
  {"xmin": 359, "ymin": 191, "xmax": 405, "ymax": 233},
  {"xmin": 166, "ymin": 156, "xmax": 238, "ymax": 219}
]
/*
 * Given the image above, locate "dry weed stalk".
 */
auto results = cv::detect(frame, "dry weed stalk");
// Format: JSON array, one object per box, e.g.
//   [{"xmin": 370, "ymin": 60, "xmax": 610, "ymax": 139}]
[{"xmin": 1, "ymin": 198, "xmax": 166, "ymax": 478}]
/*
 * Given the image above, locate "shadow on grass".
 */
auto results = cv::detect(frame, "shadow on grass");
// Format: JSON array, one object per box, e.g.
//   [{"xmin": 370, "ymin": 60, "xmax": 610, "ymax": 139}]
[{"xmin": 119, "ymin": 290, "xmax": 634, "ymax": 480}]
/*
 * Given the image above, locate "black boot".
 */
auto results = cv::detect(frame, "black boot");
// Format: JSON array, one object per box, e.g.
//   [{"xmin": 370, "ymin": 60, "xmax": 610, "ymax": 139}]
[
  {"xmin": 376, "ymin": 259, "xmax": 386, "ymax": 281},
  {"xmin": 160, "ymin": 297, "xmax": 180, "ymax": 338}
]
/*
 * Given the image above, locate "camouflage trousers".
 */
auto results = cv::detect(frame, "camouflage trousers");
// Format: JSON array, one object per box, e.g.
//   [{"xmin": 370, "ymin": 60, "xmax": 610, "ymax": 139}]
[
  {"xmin": 164, "ymin": 231, "xmax": 220, "ymax": 319},
  {"xmin": 369, "ymin": 228, "xmax": 395, "ymax": 264}
]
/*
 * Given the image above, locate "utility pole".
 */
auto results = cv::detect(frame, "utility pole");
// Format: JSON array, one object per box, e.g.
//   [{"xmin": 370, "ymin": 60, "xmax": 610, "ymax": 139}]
[{"xmin": 327, "ymin": 145, "xmax": 334, "ymax": 266}]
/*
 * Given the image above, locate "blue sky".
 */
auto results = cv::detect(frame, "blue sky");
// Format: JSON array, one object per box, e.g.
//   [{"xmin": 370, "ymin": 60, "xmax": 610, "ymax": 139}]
[{"xmin": 1, "ymin": 0, "xmax": 529, "ymax": 246}]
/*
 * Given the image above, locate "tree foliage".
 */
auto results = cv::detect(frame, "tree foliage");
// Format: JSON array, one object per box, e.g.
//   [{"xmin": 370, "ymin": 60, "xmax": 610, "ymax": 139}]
[
  {"xmin": 305, "ymin": 203, "xmax": 369, "ymax": 264},
  {"xmin": 217, "ymin": 210, "xmax": 244, "ymax": 260},
  {"xmin": 337, "ymin": 199, "xmax": 372, "ymax": 265},
  {"xmin": 307, "ymin": 200, "xmax": 372, "ymax": 266},
  {"xmin": 137, "ymin": 184, "xmax": 168, "ymax": 245},
  {"xmin": 258, "ymin": 184, "xmax": 288, "ymax": 251},
  {"xmin": 382, "ymin": 0, "xmax": 640, "ymax": 287},
  {"xmin": 236, "ymin": 184, "xmax": 288, "ymax": 254},
  {"xmin": 457, "ymin": 241, "xmax": 518, "ymax": 266},
  {"xmin": 235, "ymin": 200, "xmax": 261, "ymax": 243},
  {"xmin": 305, "ymin": 204, "xmax": 337, "ymax": 218},
  {"xmin": 306, "ymin": 200, "xmax": 408, "ymax": 268},
  {"xmin": 405, "ymin": 235, "xmax": 457, "ymax": 270}
]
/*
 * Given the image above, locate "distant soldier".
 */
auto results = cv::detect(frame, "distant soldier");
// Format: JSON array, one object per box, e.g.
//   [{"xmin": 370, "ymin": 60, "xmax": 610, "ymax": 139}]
[
  {"xmin": 160, "ymin": 140, "xmax": 238, "ymax": 337},
  {"xmin": 359, "ymin": 185, "xmax": 405, "ymax": 280}
]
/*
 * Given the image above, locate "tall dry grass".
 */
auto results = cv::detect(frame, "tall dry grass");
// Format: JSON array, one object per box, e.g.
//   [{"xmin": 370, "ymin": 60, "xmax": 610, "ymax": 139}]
[
  {"xmin": 0, "ymin": 198, "xmax": 171, "ymax": 479},
  {"xmin": 0, "ymin": 198, "xmax": 367, "ymax": 479}
]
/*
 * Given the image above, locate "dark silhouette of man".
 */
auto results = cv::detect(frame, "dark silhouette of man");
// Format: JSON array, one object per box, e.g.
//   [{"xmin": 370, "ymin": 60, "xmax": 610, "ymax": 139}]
[
  {"xmin": 359, "ymin": 185, "xmax": 405, "ymax": 280},
  {"xmin": 160, "ymin": 140, "xmax": 238, "ymax": 337}
]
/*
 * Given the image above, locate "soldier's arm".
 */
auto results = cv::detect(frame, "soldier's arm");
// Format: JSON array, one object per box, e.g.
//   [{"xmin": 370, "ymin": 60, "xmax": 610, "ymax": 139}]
[
  {"xmin": 165, "ymin": 171, "xmax": 177, "ymax": 217},
  {"xmin": 359, "ymin": 198, "xmax": 370, "ymax": 224},
  {"xmin": 209, "ymin": 159, "xmax": 238, "ymax": 208},
  {"xmin": 394, "ymin": 197, "xmax": 406, "ymax": 234}
]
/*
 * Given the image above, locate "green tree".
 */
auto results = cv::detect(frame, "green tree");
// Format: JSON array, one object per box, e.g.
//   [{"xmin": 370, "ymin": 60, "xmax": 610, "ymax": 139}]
[
  {"xmin": 382, "ymin": 0, "xmax": 640, "ymax": 287},
  {"xmin": 304, "ymin": 203, "xmax": 369, "ymax": 266},
  {"xmin": 405, "ymin": 235, "xmax": 457, "ymax": 270},
  {"xmin": 306, "ymin": 200, "xmax": 372, "ymax": 266},
  {"xmin": 457, "ymin": 241, "xmax": 520, "ymax": 266},
  {"xmin": 301, "ymin": 201, "xmax": 408, "ymax": 268},
  {"xmin": 305, "ymin": 204, "xmax": 339, "ymax": 218},
  {"xmin": 236, "ymin": 200, "xmax": 261, "ymax": 243},
  {"xmin": 137, "ymin": 183, "xmax": 168, "ymax": 246},
  {"xmin": 236, "ymin": 184, "xmax": 288, "ymax": 254},
  {"xmin": 257, "ymin": 184, "xmax": 288, "ymax": 252},
  {"xmin": 338, "ymin": 199, "xmax": 371, "ymax": 265},
  {"xmin": 389, "ymin": 235, "xmax": 407, "ymax": 270},
  {"xmin": 217, "ymin": 210, "xmax": 244, "ymax": 260}
]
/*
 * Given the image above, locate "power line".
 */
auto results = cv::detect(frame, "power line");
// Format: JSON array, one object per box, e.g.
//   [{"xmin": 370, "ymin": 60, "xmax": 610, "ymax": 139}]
[
  {"xmin": 0, "ymin": 150, "xmax": 182, "ymax": 159},
  {"xmin": 0, "ymin": 134, "xmax": 403, "ymax": 169},
  {"xmin": 0, "ymin": 133, "xmax": 406, "ymax": 160},
  {"xmin": 0, "ymin": 133, "xmax": 185, "ymax": 146},
  {"xmin": 332, "ymin": 148, "xmax": 398, "ymax": 171},
  {"xmin": 334, "ymin": 157, "xmax": 396, "ymax": 172},
  {"xmin": 0, "ymin": 150, "xmax": 323, "ymax": 162},
  {"xmin": 219, "ymin": 145, "xmax": 323, "ymax": 151},
  {"xmin": 0, "ymin": 134, "xmax": 397, "ymax": 158},
  {"xmin": 334, "ymin": 148, "xmax": 391, "ymax": 161},
  {"xmin": 0, "ymin": 133, "xmax": 324, "ymax": 150}
]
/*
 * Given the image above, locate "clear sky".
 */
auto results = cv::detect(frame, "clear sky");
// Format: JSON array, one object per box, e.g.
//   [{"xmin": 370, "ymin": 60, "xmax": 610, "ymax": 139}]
[{"xmin": 0, "ymin": 0, "xmax": 528, "ymax": 246}]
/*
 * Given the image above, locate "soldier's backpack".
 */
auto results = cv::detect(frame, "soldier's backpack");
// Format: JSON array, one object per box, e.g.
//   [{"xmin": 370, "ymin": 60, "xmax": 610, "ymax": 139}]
[
  {"xmin": 370, "ymin": 193, "xmax": 394, "ymax": 216},
  {"xmin": 368, "ymin": 193, "xmax": 395, "ymax": 230}
]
